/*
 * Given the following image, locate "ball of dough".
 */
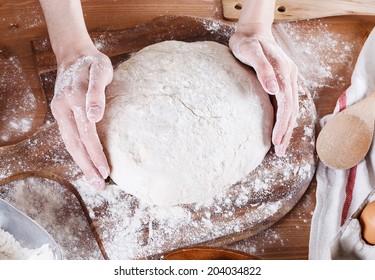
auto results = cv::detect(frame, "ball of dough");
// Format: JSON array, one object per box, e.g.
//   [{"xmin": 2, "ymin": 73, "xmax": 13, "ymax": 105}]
[{"xmin": 98, "ymin": 40, "xmax": 274, "ymax": 206}]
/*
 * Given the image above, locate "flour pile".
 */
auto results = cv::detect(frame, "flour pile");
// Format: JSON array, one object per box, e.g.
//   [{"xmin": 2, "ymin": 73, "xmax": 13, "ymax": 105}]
[{"xmin": 0, "ymin": 228, "xmax": 55, "ymax": 260}]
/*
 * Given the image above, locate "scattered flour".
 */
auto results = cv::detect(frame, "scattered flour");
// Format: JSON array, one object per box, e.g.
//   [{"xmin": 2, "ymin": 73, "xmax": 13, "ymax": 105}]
[
  {"xmin": 2, "ymin": 5, "xmax": 44, "ymax": 34},
  {"xmin": 200, "ymin": 17, "xmax": 235, "ymax": 38},
  {"xmin": 0, "ymin": 228, "xmax": 55, "ymax": 260},
  {"xmin": 0, "ymin": 18, "xmax": 319, "ymax": 260},
  {"xmin": 14, "ymin": 8, "xmax": 43, "ymax": 30},
  {"xmin": 0, "ymin": 177, "xmax": 104, "ymax": 260},
  {"xmin": 0, "ymin": 55, "xmax": 38, "ymax": 145},
  {"xmin": 73, "ymin": 103, "xmax": 315, "ymax": 259},
  {"xmin": 0, "ymin": 123, "xmax": 82, "ymax": 181},
  {"xmin": 94, "ymin": 35, "xmax": 109, "ymax": 51},
  {"xmin": 274, "ymin": 20, "xmax": 355, "ymax": 99}
]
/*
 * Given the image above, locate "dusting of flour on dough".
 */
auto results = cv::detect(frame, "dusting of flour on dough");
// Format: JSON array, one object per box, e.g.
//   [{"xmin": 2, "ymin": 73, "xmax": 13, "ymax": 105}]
[{"xmin": 98, "ymin": 40, "xmax": 274, "ymax": 206}]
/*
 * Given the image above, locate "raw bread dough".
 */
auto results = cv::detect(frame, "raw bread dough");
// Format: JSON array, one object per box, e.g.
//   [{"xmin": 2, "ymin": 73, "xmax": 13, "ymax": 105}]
[{"xmin": 97, "ymin": 40, "xmax": 274, "ymax": 206}]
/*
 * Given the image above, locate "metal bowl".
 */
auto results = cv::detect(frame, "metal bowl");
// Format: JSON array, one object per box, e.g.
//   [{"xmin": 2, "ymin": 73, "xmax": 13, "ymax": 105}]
[{"xmin": 0, "ymin": 198, "xmax": 63, "ymax": 260}]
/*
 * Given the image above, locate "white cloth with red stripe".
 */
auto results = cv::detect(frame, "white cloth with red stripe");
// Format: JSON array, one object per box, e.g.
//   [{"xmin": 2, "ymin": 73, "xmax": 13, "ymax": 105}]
[{"xmin": 309, "ymin": 27, "xmax": 375, "ymax": 259}]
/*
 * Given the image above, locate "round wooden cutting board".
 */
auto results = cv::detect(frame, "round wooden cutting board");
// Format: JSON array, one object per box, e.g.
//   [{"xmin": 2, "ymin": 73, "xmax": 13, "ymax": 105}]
[{"xmin": 0, "ymin": 16, "xmax": 317, "ymax": 259}]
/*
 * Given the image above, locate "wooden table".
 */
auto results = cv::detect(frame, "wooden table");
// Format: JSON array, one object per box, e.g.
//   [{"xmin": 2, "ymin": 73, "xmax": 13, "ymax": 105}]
[{"xmin": 0, "ymin": 0, "xmax": 374, "ymax": 260}]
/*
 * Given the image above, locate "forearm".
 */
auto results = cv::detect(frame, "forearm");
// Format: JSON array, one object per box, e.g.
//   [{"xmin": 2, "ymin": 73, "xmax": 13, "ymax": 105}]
[
  {"xmin": 39, "ymin": 0, "xmax": 94, "ymax": 62},
  {"xmin": 237, "ymin": 0, "xmax": 275, "ymax": 35}
]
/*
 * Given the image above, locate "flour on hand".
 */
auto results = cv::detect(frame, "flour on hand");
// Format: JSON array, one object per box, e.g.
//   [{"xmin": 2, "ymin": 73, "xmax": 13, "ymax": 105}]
[{"xmin": 98, "ymin": 40, "xmax": 274, "ymax": 206}]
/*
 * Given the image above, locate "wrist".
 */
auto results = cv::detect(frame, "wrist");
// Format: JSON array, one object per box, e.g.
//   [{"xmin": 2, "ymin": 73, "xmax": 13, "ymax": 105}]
[
  {"xmin": 235, "ymin": 22, "xmax": 273, "ymax": 38},
  {"xmin": 54, "ymin": 39, "xmax": 97, "ymax": 66},
  {"xmin": 236, "ymin": 0, "xmax": 275, "ymax": 37}
]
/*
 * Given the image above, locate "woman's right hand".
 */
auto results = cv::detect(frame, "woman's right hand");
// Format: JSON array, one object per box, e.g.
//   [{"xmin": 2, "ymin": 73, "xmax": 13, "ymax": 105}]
[
  {"xmin": 39, "ymin": 0, "xmax": 114, "ymax": 190},
  {"xmin": 51, "ymin": 46, "xmax": 113, "ymax": 190}
]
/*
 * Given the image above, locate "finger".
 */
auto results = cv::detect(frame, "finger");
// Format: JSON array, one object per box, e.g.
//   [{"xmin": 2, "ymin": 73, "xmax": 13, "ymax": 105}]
[
  {"xmin": 232, "ymin": 38, "xmax": 279, "ymax": 94},
  {"xmin": 53, "ymin": 105, "xmax": 106, "ymax": 190},
  {"xmin": 72, "ymin": 106, "xmax": 110, "ymax": 179},
  {"xmin": 86, "ymin": 57, "xmax": 113, "ymax": 122},
  {"xmin": 272, "ymin": 73, "xmax": 293, "ymax": 148},
  {"xmin": 275, "ymin": 70, "xmax": 299, "ymax": 155}
]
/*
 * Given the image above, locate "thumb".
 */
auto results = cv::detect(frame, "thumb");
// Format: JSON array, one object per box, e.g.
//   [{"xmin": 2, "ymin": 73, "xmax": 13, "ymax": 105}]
[
  {"xmin": 232, "ymin": 37, "xmax": 280, "ymax": 95},
  {"xmin": 251, "ymin": 56, "xmax": 279, "ymax": 95},
  {"xmin": 86, "ymin": 58, "xmax": 113, "ymax": 122}
]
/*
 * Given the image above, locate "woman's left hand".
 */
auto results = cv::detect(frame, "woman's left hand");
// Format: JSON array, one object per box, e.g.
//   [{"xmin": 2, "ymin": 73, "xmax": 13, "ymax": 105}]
[{"xmin": 229, "ymin": 29, "xmax": 299, "ymax": 156}]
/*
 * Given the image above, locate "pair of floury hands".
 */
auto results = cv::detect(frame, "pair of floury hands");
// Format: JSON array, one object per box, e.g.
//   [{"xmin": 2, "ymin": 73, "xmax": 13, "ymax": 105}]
[{"xmin": 52, "ymin": 30, "xmax": 298, "ymax": 190}]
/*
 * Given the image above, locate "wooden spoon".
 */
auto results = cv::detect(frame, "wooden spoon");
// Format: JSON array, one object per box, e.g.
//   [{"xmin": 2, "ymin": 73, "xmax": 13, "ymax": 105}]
[
  {"xmin": 316, "ymin": 91, "xmax": 375, "ymax": 170},
  {"xmin": 162, "ymin": 246, "xmax": 260, "ymax": 260}
]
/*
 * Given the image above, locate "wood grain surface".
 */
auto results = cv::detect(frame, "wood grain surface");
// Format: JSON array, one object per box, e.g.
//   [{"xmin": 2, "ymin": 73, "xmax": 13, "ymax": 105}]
[
  {"xmin": 0, "ymin": 0, "xmax": 375, "ymax": 260},
  {"xmin": 14, "ymin": 16, "xmax": 315, "ymax": 259},
  {"xmin": 222, "ymin": 0, "xmax": 375, "ymax": 21}
]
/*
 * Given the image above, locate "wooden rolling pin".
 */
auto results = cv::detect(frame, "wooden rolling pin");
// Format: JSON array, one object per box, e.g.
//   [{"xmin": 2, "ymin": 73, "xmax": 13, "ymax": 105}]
[{"xmin": 222, "ymin": 0, "xmax": 375, "ymax": 21}]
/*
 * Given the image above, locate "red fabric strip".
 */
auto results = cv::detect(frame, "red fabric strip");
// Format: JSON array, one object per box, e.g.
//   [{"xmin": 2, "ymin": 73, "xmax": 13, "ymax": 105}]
[
  {"xmin": 338, "ymin": 90, "xmax": 357, "ymax": 226},
  {"xmin": 340, "ymin": 166, "xmax": 357, "ymax": 226},
  {"xmin": 338, "ymin": 91, "xmax": 347, "ymax": 112}
]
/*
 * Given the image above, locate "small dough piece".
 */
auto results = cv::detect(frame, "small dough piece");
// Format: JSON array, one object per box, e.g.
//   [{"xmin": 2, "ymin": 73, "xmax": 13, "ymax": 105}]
[{"xmin": 98, "ymin": 40, "xmax": 274, "ymax": 206}]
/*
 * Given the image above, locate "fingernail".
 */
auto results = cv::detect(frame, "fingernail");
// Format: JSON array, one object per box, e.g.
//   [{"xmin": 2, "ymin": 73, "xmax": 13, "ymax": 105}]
[
  {"xmin": 90, "ymin": 177, "xmax": 105, "ymax": 191},
  {"xmin": 266, "ymin": 79, "xmax": 279, "ymax": 94},
  {"xmin": 87, "ymin": 105, "xmax": 102, "ymax": 122},
  {"xmin": 98, "ymin": 166, "xmax": 109, "ymax": 179}
]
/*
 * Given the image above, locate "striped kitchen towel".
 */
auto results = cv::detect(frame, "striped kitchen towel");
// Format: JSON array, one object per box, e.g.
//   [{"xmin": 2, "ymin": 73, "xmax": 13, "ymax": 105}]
[{"xmin": 309, "ymin": 26, "xmax": 375, "ymax": 259}]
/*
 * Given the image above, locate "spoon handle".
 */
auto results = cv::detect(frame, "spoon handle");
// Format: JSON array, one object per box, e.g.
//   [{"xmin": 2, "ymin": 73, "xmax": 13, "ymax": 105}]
[{"xmin": 343, "ymin": 91, "xmax": 375, "ymax": 128}]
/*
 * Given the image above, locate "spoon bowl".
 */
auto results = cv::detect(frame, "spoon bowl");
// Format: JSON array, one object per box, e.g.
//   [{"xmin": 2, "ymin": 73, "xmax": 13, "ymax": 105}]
[{"xmin": 317, "ymin": 92, "xmax": 375, "ymax": 170}]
